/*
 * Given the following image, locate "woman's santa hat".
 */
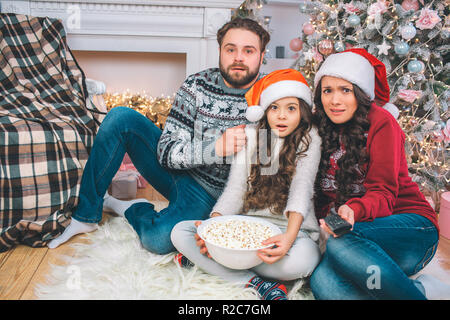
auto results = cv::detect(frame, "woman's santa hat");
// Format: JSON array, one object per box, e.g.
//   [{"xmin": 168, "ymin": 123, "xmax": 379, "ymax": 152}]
[
  {"xmin": 245, "ymin": 69, "xmax": 312, "ymax": 122},
  {"xmin": 314, "ymin": 48, "xmax": 399, "ymax": 119}
]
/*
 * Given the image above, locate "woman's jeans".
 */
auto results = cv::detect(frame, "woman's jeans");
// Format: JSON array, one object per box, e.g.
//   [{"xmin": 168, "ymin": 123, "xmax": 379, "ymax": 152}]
[
  {"xmin": 72, "ymin": 107, "xmax": 216, "ymax": 254},
  {"xmin": 310, "ymin": 213, "xmax": 439, "ymax": 300}
]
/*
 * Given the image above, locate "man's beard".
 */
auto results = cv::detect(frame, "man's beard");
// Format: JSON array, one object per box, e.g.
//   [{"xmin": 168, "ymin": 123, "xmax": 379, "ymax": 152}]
[{"xmin": 219, "ymin": 61, "xmax": 260, "ymax": 88}]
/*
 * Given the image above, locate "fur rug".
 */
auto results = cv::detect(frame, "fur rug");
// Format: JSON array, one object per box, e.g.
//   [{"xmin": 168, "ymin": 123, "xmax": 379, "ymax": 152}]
[
  {"xmin": 35, "ymin": 202, "xmax": 449, "ymax": 300},
  {"xmin": 35, "ymin": 202, "xmax": 313, "ymax": 300}
]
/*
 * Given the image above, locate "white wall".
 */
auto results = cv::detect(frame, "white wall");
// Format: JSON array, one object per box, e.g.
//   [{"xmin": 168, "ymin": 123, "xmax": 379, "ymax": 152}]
[
  {"xmin": 73, "ymin": 51, "xmax": 186, "ymax": 96},
  {"xmin": 71, "ymin": 1, "xmax": 308, "ymax": 95},
  {"xmin": 262, "ymin": 1, "xmax": 309, "ymax": 59}
]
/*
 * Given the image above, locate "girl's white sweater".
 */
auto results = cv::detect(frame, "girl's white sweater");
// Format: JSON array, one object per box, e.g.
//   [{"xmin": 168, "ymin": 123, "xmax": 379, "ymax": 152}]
[{"xmin": 211, "ymin": 124, "xmax": 322, "ymax": 242}]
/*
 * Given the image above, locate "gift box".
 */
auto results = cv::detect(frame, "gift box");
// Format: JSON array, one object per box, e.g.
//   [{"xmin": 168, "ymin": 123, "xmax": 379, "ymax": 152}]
[
  {"xmin": 110, "ymin": 153, "xmax": 149, "ymax": 199},
  {"xmin": 121, "ymin": 153, "xmax": 148, "ymax": 188},
  {"xmin": 439, "ymin": 192, "xmax": 450, "ymax": 239},
  {"xmin": 111, "ymin": 171, "xmax": 139, "ymax": 199}
]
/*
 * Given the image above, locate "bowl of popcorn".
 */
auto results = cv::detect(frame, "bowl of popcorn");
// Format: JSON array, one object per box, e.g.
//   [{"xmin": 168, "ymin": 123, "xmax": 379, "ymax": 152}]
[{"xmin": 197, "ymin": 215, "xmax": 282, "ymax": 270}]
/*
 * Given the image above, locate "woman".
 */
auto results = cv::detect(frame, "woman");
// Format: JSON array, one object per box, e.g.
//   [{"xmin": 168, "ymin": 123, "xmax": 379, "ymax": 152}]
[{"xmin": 310, "ymin": 48, "xmax": 447, "ymax": 300}]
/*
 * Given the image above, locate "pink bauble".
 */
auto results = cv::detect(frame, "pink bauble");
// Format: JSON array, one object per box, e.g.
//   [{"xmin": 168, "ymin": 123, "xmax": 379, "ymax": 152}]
[
  {"xmin": 432, "ymin": 130, "xmax": 444, "ymax": 142},
  {"xmin": 401, "ymin": 0, "xmax": 419, "ymax": 12},
  {"xmin": 318, "ymin": 39, "xmax": 334, "ymax": 55},
  {"xmin": 289, "ymin": 38, "xmax": 303, "ymax": 52},
  {"xmin": 302, "ymin": 23, "xmax": 315, "ymax": 35}
]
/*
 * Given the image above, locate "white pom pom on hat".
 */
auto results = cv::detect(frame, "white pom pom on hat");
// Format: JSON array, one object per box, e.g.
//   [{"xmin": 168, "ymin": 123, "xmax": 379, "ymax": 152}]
[
  {"xmin": 245, "ymin": 69, "xmax": 312, "ymax": 122},
  {"xmin": 314, "ymin": 48, "xmax": 399, "ymax": 119}
]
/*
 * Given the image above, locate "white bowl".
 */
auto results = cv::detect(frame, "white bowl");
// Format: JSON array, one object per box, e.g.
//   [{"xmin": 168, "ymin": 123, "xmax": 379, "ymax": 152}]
[{"xmin": 197, "ymin": 215, "xmax": 282, "ymax": 270}]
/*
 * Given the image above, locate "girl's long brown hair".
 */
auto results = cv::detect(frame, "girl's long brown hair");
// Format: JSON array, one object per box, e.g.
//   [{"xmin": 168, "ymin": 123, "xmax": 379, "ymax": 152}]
[{"xmin": 242, "ymin": 98, "xmax": 313, "ymax": 215}]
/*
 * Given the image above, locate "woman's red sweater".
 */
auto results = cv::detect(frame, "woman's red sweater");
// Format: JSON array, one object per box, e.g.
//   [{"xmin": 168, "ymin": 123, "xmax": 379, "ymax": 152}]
[{"xmin": 317, "ymin": 104, "xmax": 439, "ymax": 232}]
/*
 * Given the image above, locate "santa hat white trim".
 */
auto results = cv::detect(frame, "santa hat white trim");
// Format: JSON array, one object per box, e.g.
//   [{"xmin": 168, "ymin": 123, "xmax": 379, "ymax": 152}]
[
  {"xmin": 314, "ymin": 51, "xmax": 375, "ymax": 100},
  {"xmin": 260, "ymin": 80, "xmax": 312, "ymax": 109},
  {"xmin": 246, "ymin": 80, "xmax": 312, "ymax": 122}
]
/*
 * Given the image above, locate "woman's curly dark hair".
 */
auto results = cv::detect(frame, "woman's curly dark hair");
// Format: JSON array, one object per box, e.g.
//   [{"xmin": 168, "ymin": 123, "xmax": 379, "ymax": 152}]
[
  {"xmin": 242, "ymin": 98, "xmax": 313, "ymax": 215},
  {"xmin": 313, "ymin": 79, "xmax": 372, "ymax": 211}
]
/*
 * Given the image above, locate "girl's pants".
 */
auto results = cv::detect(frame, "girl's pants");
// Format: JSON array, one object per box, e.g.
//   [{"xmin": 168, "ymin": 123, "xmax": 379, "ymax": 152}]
[
  {"xmin": 72, "ymin": 107, "xmax": 215, "ymax": 254},
  {"xmin": 310, "ymin": 213, "xmax": 439, "ymax": 300},
  {"xmin": 171, "ymin": 220, "xmax": 321, "ymax": 285}
]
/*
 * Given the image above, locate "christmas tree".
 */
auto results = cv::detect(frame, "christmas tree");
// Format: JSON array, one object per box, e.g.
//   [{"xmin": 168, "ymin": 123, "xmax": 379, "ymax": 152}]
[
  {"xmin": 284, "ymin": 0, "xmax": 449, "ymax": 206},
  {"xmin": 233, "ymin": 0, "xmax": 267, "ymax": 23}
]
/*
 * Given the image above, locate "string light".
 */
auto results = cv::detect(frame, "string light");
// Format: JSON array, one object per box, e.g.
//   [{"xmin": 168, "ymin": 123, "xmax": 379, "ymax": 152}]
[{"xmin": 104, "ymin": 91, "xmax": 174, "ymax": 129}]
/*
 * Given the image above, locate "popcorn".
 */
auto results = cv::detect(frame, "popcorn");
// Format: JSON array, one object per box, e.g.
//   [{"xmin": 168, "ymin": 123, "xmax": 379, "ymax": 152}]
[{"xmin": 201, "ymin": 219, "xmax": 274, "ymax": 249}]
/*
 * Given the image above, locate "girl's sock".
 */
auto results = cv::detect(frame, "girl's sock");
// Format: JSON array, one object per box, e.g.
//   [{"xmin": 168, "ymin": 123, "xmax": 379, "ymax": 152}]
[
  {"xmin": 47, "ymin": 217, "xmax": 98, "ymax": 249},
  {"xmin": 103, "ymin": 193, "xmax": 150, "ymax": 217},
  {"xmin": 174, "ymin": 253, "xmax": 195, "ymax": 268},
  {"xmin": 246, "ymin": 276, "xmax": 288, "ymax": 300}
]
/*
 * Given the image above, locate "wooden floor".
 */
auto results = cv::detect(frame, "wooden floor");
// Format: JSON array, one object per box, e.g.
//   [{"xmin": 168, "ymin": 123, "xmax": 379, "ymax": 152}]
[
  {"xmin": 0, "ymin": 184, "xmax": 449, "ymax": 300},
  {"xmin": 0, "ymin": 184, "xmax": 166, "ymax": 300}
]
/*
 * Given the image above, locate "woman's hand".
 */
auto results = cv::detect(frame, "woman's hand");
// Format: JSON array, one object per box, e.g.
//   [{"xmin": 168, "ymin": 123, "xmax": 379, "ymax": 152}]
[
  {"xmin": 337, "ymin": 204, "xmax": 355, "ymax": 226},
  {"xmin": 319, "ymin": 204, "xmax": 355, "ymax": 238},
  {"xmin": 193, "ymin": 212, "xmax": 222, "ymax": 258},
  {"xmin": 257, "ymin": 233, "xmax": 295, "ymax": 264}
]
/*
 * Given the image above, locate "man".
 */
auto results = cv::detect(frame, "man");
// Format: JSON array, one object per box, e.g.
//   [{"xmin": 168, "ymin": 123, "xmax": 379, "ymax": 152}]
[{"xmin": 48, "ymin": 18, "xmax": 270, "ymax": 254}]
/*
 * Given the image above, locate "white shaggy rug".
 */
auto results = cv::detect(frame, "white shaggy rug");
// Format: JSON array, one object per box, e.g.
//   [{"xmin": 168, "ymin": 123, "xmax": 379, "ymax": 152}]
[
  {"xmin": 35, "ymin": 202, "xmax": 313, "ymax": 300},
  {"xmin": 35, "ymin": 201, "xmax": 449, "ymax": 300}
]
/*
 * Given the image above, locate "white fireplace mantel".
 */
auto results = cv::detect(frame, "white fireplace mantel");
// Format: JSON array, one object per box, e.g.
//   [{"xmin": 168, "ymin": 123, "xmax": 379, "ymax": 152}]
[{"xmin": 0, "ymin": 0, "xmax": 244, "ymax": 76}]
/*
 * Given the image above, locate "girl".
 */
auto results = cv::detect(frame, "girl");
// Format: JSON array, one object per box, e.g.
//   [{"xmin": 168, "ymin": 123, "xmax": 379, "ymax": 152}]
[
  {"xmin": 171, "ymin": 69, "xmax": 322, "ymax": 300},
  {"xmin": 310, "ymin": 48, "xmax": 448, "ymax": 300}
]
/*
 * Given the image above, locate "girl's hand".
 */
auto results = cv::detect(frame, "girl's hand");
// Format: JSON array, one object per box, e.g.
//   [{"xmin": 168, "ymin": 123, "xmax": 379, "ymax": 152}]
[
  {"xmin": 194, "ymin": 220, "xmax": 212, "ymax": 258},
  {"xmin": 319, "ymin": 204, "xmax": 355, "ymax": 238},
  {"xmin": 194, "ymin": 212, "xmax": 222, "ymax": 259},
  {"xmin": 257, "ymin": 233, "xmax": 295, "ymax": 264}
]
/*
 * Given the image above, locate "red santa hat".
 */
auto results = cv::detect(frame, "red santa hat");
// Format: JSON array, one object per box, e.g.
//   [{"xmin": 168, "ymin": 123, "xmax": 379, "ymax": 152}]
[
  {"xmin": 245, "ymin": 69, "xmax": 312, "ymax": 122},
  {"xmin": 314, "ymin": 48, "xmax": 399, "ymax": 119}
]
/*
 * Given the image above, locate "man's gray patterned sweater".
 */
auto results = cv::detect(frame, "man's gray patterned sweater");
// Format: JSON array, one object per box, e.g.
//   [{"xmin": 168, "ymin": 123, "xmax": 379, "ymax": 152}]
[{"xmin": 157, "ymin": 68, "xmax": 256, "ymax": 199}]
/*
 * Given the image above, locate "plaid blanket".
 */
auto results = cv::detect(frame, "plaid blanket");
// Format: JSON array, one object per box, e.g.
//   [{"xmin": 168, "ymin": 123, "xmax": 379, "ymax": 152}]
[{"xmin": 0, "ymin": 13, "xmax": 104, "ymax": 252}]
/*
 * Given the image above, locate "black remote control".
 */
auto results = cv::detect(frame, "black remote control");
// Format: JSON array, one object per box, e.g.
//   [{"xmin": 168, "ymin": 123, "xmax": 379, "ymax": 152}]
[{"xmin": 323, "ymin": 208, "xmax": 352, "ymax": 236}]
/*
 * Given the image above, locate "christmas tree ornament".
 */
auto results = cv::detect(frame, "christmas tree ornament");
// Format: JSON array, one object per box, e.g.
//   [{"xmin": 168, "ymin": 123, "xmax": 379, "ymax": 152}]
[
  {"xmin": 334, "ymin": 41, "xmax": 345, "ymax": 52},
  {"xmin": 299, "ymin": 2, "xmax": 307, "ymax": 13},
  {"xmin": 401, "ymin": 24, "xmax": 417, "ymax": 40},
  {"xmin": 377, "ymin": 41, "xmax": 392, "ymax": 55},
  {"xmin": 289, "ymin": 38, "xmax": 303, "ymax": 52},
  {"xmin": 401, "ymin": 0, "xmax": 419, "ymax": 12},
  {"xmin": 407, "ymin": 60, "xmax": 423, "ymax": 73},
  {"xmin": 302, "ymin": 23, "xmax": 315, "ymax": 35},
  {"xmin": 318, "ymin": 39, "xmax": 334, "ymax": 55},
  {"xmin": 415, "ymin": 8, "xmax": 442, "ymax": 30},
  {"xmin": 432, "ymin": 130, "xmax": 444, "ymax": 142},
  {"xmin": 348, "ymin": 14, "xmax": 361, "ymax": 26},
  {"xmin": 368, "ymin": 1, "xmax": 388, "ymax": 17},
  {"xmin": 303, "ymin": 50, "xmax": 314, "ymax": 61},
  {"xmin": 394, "ymin": 41, "xmax": 410, "ymax": 55}
]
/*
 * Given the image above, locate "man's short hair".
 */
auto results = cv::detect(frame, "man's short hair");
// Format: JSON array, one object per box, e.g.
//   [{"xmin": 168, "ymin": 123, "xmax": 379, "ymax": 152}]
[{"xmin": 217, "ymin": 17, "xmax": 270, "ymax": 54}]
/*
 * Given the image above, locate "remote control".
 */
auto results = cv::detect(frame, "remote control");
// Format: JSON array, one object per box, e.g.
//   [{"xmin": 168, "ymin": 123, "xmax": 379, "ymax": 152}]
[{"xmin": 323, "ymin": 208, "xmax": 352, "ymax": 236}]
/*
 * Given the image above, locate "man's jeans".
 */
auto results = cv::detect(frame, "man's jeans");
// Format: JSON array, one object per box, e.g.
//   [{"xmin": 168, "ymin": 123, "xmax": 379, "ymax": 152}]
[
  {"xmin": 310, "ymin": 213, "xmax": 439, "ymax": 300},
  {"xmin": 72, "ymin": 107, "xmax": 216, "ymax": 254}
]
